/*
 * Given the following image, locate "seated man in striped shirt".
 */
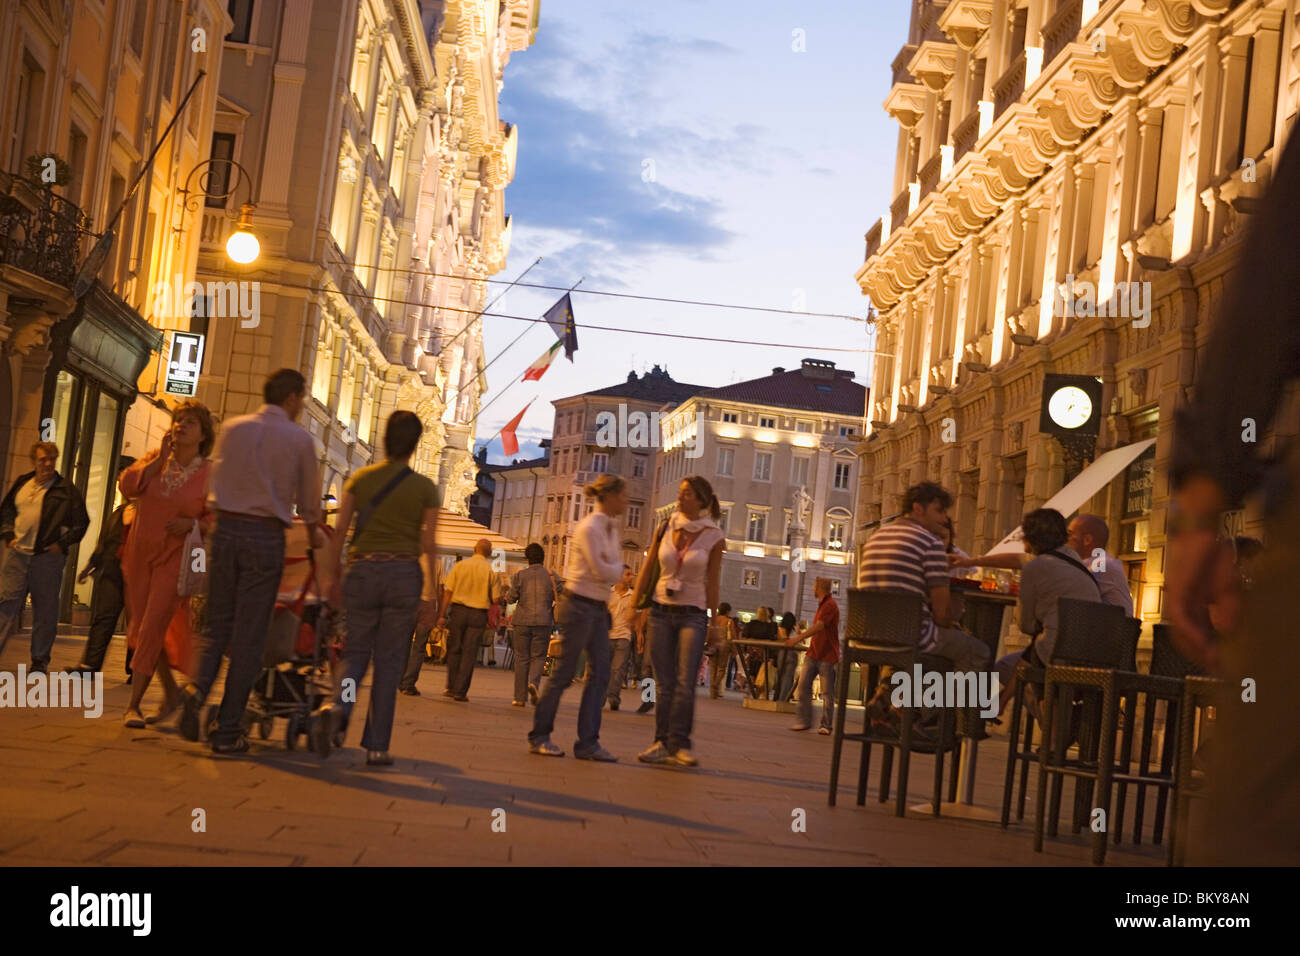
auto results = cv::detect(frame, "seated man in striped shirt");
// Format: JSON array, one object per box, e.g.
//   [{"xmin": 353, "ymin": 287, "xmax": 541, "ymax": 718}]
[{"xmin": 858, "ymin": 481, "xmax": 991, "ymax": 716}]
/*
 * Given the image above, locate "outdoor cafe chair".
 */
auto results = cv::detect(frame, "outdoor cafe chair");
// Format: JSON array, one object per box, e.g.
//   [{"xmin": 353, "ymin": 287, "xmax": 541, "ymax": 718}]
[
  {"xmin": 1110, "ymin": 622, "xmax": 1204, "ymax": 852},
  {"xmin": 1031, "ymin": 598, "xmax": 1135, "ymax": 864},
  {"xmin": 1168, "ymin": 675, "xmax": 1224, "ymax": 866},
  {"xmin": 828, "ymin": 588, "xmax": 957, "ymax": 818}
]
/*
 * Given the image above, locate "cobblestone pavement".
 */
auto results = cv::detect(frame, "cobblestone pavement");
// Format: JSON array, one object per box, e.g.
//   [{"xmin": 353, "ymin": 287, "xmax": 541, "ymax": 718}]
[{"xmin": 0, "ymin": 631, "xmax": 1165, "ymax": 866}]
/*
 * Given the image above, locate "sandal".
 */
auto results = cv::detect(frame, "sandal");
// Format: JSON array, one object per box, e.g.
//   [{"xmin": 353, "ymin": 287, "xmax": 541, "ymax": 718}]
[{"xmin": 123, "ymin": 709, "xmax": 146, "ymax": 728}]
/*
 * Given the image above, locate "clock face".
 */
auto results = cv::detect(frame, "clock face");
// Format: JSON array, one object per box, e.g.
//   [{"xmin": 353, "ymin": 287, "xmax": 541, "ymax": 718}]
[{"xmin": 1048, "ymin": 386, "xmax": 1093, "ymax": 429}]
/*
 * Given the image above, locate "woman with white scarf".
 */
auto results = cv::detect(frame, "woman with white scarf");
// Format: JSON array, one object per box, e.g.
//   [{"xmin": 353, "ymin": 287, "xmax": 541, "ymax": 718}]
[{"xmin": 633, "ymin": 475, "xmax": 725, "ymax": 768}]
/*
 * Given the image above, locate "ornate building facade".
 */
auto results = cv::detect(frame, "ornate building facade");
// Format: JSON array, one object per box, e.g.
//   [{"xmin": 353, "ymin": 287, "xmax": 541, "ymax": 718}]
[
  {"xmin": 857, "ymin": 0, "xmax": 1300, "ymax": 636},
  {"xmin": 191, "ymin": 0, "xmax": 536, "ymax": 512}
]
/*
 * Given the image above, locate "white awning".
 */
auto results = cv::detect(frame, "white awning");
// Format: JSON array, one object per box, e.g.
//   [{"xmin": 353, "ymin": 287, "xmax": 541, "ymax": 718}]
[{"xmin": 986, "ymin": 438, "xmax": 1157, "ymax": 555}]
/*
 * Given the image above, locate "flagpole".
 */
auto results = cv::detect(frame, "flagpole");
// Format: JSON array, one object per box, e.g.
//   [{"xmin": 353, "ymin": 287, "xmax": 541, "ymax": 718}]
[
  {"xmin": 430, "ymin": 256, "xmax": 543, "ymax": 360},
  {"xmin": 464, "ymin": 277, "xmax": 584, "ymax": 432}
]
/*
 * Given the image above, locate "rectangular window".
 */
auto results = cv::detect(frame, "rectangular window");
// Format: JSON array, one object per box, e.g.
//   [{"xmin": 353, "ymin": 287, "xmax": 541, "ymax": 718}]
[
  {"xmin": 66, "ymin": 124, "xmax": 89, "ymax": 208},
  {"xmin": 205, "ymin": 133, "xmax": 237, "ymax": 208},
  {"xmin": 742, "ymin": 569, "xmax": 760, "ymax": 589},
  {"xmin": 632, "ymin": 455, "xmax": 646, "ymax": 478},
  {"xmin": 827, "ymin": 520, "xmax": 846, "ymax": 550},
  {"xmin": 759, "ymin": 416, "xmax": 776, "ymax": 429},
  {"xmin": 10, "ymin": 55, "xmax": 45, "ymax": 174},
  {"xmin": 591, "ymin": 452, "xmax": 608, "ymax": 473},
  {"xmin": 795, "ymin": 420, "xmax": 813, "ymax": 433},
  {"xmin": 791, "ymin": 456, "xmax": 810, "ymax": 487},
  {"xmin": 830, "ymin": 579, "xmax": 841, "ymax": 596},
  {"xmin": 722, "ymin": 412, "xmax": 738, "ymax": 423},
  {"xmin": 753, "ymin": 452, "xmax": 772, "ymax": 482},
  {"xmin": 718, "ymin": 508, "xmax": 729, "ymax": 533},
  {"xmin": 130, "ymin": 1, "xmax": 148, "ymax": 56},
  {"xmin": 834, "ymin": 462, "xmax": 851, "ymax": 490},
  {"xmin": 747, "ymin": 511, "xmax": 766, "ymax": 543},
  {"xmin": 627, "ymin": 503, "xmax": 642, "ymax": 529},
  {"xmin": 839, "ymin": 425, "xmax": 856, "ymax": 437},
  {"xmin": 717, "ymin": 447, "xmax": 734, "ymax": 476},
  {"xmin": 227, "ymin": 0, "xmax": 255, "ymax": 43}
]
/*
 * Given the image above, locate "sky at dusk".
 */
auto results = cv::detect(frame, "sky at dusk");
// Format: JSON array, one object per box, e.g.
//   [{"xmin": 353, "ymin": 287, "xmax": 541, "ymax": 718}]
[{"xmin": 476, "ymin": 0, "xmax": 912, "ymax": 463}]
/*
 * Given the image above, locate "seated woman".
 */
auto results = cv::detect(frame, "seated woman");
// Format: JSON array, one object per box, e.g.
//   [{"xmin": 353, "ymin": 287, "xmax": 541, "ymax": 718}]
[{"xmin": 994, "ymin": 508, "xmax": 1103, "ymax": 714}]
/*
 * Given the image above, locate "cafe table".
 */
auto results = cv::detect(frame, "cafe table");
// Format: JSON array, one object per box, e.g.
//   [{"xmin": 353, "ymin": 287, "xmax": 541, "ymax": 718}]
[
  {"xmin": 729, "ymin": 638, "xmax": 807, "ymax": 712},
  {"xmin": 907, "ymin": 583, "xmax": 1017, "ymax": 821}
]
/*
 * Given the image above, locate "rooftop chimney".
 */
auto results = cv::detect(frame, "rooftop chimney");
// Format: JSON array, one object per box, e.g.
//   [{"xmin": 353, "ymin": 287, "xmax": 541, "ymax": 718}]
[
  {"xmin": 800, "ymin": 358, "xmax": 836, "ymax": 381},
  {"xmin": 772, "ymin": 366, "xmax": 785, "ymax": 375}
]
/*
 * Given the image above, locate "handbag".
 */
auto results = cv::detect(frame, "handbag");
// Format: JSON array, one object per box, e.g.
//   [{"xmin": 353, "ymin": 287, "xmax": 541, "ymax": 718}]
[
  {"xmin": 177, "ymin": 520, "xmax": 207, "ymax": 596},
  {"xmin": 635, "ymin": 520, "xmax": 671, "ymax": 611}
]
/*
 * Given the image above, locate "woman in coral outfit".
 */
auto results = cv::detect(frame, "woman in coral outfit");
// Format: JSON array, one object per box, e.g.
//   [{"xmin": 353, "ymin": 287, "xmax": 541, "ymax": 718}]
[{"xmin": 120, "ymin": 401, "xmax": 214, "ymax": 728}]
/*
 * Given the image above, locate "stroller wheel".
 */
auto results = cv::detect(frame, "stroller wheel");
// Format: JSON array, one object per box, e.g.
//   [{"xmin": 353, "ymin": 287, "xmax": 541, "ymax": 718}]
[
  {"xmin": 258, "ymin": 717, "xmax": 273, "ymax": 740},
  {"xmin": 284, "ymin": 713, "xmax": 299, "ymax": 750}
]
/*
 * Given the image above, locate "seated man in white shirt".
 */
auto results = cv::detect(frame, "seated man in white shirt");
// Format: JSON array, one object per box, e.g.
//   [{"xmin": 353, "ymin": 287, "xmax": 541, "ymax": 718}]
[{"xmin": 949, "ymin": 513, "xmax": 1134, "ymax": 616}]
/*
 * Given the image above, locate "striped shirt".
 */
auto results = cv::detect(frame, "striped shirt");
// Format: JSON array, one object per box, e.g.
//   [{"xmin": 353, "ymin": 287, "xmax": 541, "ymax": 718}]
[{"xmin": 858, "ymin": 518, "xmax": 950, "ymax": 650}]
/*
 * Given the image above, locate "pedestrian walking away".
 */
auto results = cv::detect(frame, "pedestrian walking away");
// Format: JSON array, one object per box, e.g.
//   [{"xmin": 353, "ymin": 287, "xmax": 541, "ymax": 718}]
[
  {"xmin": 0, "ymin": 441, "xmax": 90, "ymax": 671},
  {"xmin": 118, "ymin": 403, "xmax": 213, "ymax": 729},
  {"xmin": 179, "ymin": 369, "xmax": 328, "ymax": 754},
  {"xmin": 503, "ymin": 542, "xmax": 557, "ymax": 706},
  {"xmin": 528, "ymin": 473, "xmax": 627, "ymax": 760},
  {"xmin": 67, "ymin": 456, "xmax": 136, "ymax": 677},
  {"xmin": 314, "ymin": 411, "xmax": 439, "ymax": 766},
  {"xmin": 633, "ymin": 475, "xmax": 725, "ymax": 768},
  {"xmin": 397, "ymin": 554, "xmax": 444, "ymax": 695},
  {"xmin": 706, "ymin": 601, "xmax": 737, "ymax": 699},
  {"xmin": 433, "ymin": 538, "xmax": 500, "ymax": 700}
]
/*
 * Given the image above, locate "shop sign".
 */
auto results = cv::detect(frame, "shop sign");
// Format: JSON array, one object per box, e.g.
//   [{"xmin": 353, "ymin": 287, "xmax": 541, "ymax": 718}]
[
  {"xmin": 165, "ymin": 331, "xmax": 205, "ymax": 397},
  {"xmin": 1220, "ymin": 509, "xmax": 1245, "ymax": 539},
  {"xmin": 1122, "ymin": 448, "xmax": 1155, "ymax": 518}
]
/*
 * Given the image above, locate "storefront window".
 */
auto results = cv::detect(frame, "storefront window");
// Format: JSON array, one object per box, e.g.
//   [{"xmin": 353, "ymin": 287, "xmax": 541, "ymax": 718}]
[
  {"xmin": 50, "ymin": 371, "xmax": 78, "ymax": 470},
  {"xmin": 71, "ymin": 391, "xmax": 122, "ymax": 608}
]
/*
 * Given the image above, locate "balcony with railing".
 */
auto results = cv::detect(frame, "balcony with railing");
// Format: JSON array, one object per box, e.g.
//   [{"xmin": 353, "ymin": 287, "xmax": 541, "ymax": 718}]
[
  {"xmin": 864, "ymin": 219, "xmax": 883, "ymax": 262},
  {"xmin": 992, "ymin": 50, "xmax": 1027, "ymax": 122},
  {"xmin": 889, "ymin": 188, "xmax": 912, "ymax": 231},
  {"xmin": 0, "ymin": 170, "xmax": 88, "ymax": 290},
  {"xmin": 951, "ymin": 108, "xmax": 981, "ymax": 164},
  {"xmin": 1042, "ymin": 0, "xmax": 1083, "ymax": 69},
  {"xmin": 918, "ymin": 153, "xmax": 943, "ymax": 200}
]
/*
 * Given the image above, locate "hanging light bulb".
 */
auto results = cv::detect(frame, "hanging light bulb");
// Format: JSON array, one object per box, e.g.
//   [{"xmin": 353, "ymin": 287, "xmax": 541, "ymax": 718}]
[{"xmin": 226, "ymin": 203, "xmax": 260, "ymax": 264}]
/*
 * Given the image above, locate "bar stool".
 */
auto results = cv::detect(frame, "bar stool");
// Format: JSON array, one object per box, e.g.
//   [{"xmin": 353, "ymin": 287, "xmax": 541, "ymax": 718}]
[
  {"xmin": 1111, "ymin": 623, "xmax": 1203, "ymax": 849},
  {"xmin": 1169, "ymin": 675, "xmax": 1224, "ymax": 866},
  {"xmin": 828, "ymin": 588, "xmax": 956, "ymax": 817},
  {"xmin": 1032, "ymin": 598, "xmax": 1133, "ymax": 864}
]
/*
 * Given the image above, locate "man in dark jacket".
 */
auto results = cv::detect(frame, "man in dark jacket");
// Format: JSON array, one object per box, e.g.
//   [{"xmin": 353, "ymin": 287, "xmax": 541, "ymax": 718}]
[
  {"xmin": 68, "ymin": 455, "xmax": 135, "ymax": 677},
  {"xmin": 0, "ymin": 442, "xmax": 91, "ymax": 672}
]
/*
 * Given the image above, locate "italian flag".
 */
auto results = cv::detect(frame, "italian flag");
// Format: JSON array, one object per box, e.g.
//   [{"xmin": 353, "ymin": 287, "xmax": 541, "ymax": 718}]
[{"xmin": 522, "ymin": 341, "xmax": 562, "ymax": 382}]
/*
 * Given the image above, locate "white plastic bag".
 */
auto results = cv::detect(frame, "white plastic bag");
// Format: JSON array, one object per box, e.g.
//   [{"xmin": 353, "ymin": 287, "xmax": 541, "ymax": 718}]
[{"xmin": 177, "ymin": 520, "xmax": 207, "ymax": 596}]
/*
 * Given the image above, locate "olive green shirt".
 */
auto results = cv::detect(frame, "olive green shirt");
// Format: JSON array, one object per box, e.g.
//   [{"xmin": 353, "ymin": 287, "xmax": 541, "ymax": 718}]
[{"xmin": 345, "ymin": 461, "xmax": 438, "ymax": 556}]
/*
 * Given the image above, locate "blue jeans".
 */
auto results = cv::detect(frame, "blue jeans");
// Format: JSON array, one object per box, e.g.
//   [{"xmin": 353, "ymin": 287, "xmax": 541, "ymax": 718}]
[
  {"xmin": 795, "ymin": 656, "xmax": 837, "ymax": 730},
  {"xmin": 191, "ymin": 516, "xmax": 285, "ymax": 745},
  {"xmin": 512, "ymin": 624, "xmax": 550, "ymax": 701},
  {"xmin": 530, "ymin": 594, "xmax": 610, "ymax": 754},
  {"xmin": 335, "ymin": 560, "xmax": 421, "ymax": 751},
  {"xmin": 648, "ymin": 602, "xmax": 709, "ymax": 752},
  {"xmin": 0, "ymin": 549, "xmax": 67, "ymax": 667}
]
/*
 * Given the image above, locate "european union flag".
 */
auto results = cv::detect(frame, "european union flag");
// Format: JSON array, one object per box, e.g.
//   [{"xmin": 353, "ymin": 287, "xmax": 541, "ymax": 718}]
[{"xmin": 542, "ymin": 293, "xmax": 578, "ymax": 361}]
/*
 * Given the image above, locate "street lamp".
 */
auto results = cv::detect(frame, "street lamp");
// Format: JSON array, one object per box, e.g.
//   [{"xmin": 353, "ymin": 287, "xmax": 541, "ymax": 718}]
[{"xmin": 174, "ymin": 157, "xmax": 260, "ymax": 265}]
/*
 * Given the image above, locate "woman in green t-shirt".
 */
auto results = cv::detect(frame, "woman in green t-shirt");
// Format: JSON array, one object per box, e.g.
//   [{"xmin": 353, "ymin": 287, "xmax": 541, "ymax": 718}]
[{"xmin": 315, "ymin": 411, "xmax": 439, "ymax": 765}]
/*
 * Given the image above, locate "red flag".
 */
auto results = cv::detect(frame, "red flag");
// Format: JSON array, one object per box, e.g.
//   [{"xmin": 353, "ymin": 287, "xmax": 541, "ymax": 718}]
[{"xmin": 500, "ymin": 402, "xmax": 531, "ymax": 457}]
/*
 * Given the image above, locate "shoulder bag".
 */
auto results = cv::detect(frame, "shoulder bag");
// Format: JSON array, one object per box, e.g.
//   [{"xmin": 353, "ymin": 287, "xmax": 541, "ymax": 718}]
[
  {"xmin": 635, "ymin": 520, "xmax": 671, "ymax": 611},
  {"xmin": 351, "ymin": 466, "xmax": 413, "ymax": 542}
]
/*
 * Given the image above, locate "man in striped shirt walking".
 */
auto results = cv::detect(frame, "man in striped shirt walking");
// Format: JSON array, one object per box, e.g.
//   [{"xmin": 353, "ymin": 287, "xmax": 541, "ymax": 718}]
[{"xmin": 858, "ymin": 482, "xmax": 990, "ymax": 715}]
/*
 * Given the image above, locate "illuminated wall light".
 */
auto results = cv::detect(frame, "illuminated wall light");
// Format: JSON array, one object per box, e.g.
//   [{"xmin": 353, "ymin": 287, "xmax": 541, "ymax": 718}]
[
  {"xmin": 743, "ymin": 545, "xmax": 765, "ymax": 557},
  {"xmin": 718, "ymin": 426, "xmax": 741, "ymax": 439},
  {"xmin": 754, "ymin": 431, "xmax": 778, "ymax": 444},
  {"xmin": 792, "ymin": 434, "xmax": 815, "ymax": 448}
]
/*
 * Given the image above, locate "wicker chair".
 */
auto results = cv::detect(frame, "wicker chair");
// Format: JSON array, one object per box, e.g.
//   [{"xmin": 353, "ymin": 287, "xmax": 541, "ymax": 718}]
[
  {"xmin": 1169, "ymin": 675, "xmax": 1224, "ymax": 866},
  {"xmin": 828, "ymin": 588, "xmax": 957, "ymax": 817},
  {"xmin": 1031, "ymin": 598, "xmax": 1133, "ymax": 864}
]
